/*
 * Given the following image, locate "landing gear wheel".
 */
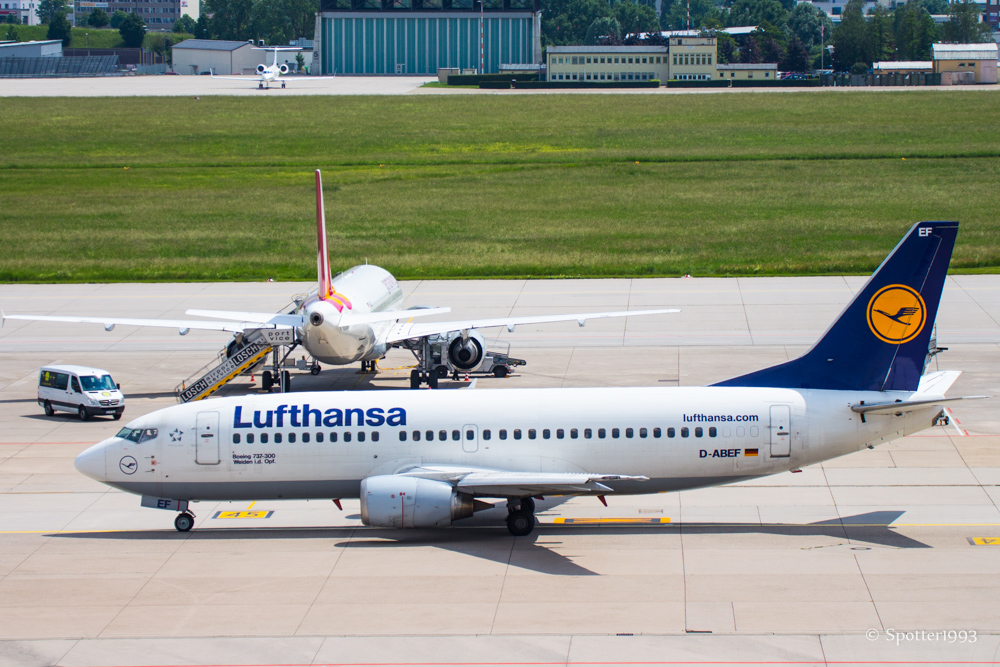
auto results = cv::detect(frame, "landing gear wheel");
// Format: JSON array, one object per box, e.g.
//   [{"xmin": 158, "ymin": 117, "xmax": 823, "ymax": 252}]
[
  {"xmin": 410, "ymin": 369, "xmax": 421, "ymax": 389},
  {"xmin": 427, "ymin": 373, "xmax": 438, "ymax": 389},
  {"xmin": 282, "ymin": 370, "xmax": 291, "ymax": 392},
  {"xmin": 262, "ymin": 370, "xmax": 273, "ymax": 391},
  {"xmin": 43, "ymin": 401, "xmax": 54, "ymax": 416},
  {"xmin": 174, "ymin": 512, "xmax": 194, "ymax": 532},
  {"xmin": 506, "ymin": 510, "xmax": 534, "ymax": 537},
  {"xmin": 77, "ymin": 405, "xmax": 90, "ymax": 421},
  {"xmin": 518, "ymin": 496, "xmax": 535, "ymax": 514},
  {"xmin": 310, "ymin": 364, "xmax": 321, "ymax": 375},
  {"xmin": 435, "ymin": 366, "xmax": 449, "ymax": 378},
  {"xmin": 493, "ymin": 365, "xmax": 509, "ymax": 378}
]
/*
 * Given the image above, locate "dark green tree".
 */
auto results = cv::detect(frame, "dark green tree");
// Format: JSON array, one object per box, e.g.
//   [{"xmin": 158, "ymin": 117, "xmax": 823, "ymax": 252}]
[
  {"xmin": 173, "ymin": 14, "xmax": 196, "ymax": 32},
  {"xmin": 194, "ymin": 13, "xmax": 212, "ymax": 38},
  {"xmin": 832, "ymin": 0, "xmax": 866, "ymax": 69},
  {"xmin": 725, "ymin": 0, "xmax": 788, "ymax": 28},
  {"xmin": 3, "ymin": 13, "xmax": 20, "ymax": 24},
  {"xmin": 742, "ymin": 33, "xmax": 762, "ymax": 63},
  {"xmin": 942, "ymin": 0, "xmax": 993, "ymax": 42},
  {"xmin": 787, "ymin": 2, "xmax": 833, "ymax": 48},
  {"xmin": 716, "ymin": 30, "xmax": 737, "ymax": 63},
  {"xmin": 119, "ymin": 11, "xmax": 146, "ymax": 47},
  {"xmin": 87, "ymin": 7, "xmax": 109, "ymax": 27},
  {"xmin": 46, "ymin": 9, "xmax": 71, "ymax": 45},
  {"xmin": 35, "ymin": 0, "xmax": 68, "ymax": 24},
  {"xmin": 586, "ymin": 15, "xmax": 621, "ymax": 44},
  {"xmin": 660, "ymin": 0, "xmax": 717, "ymax": 30},
  {"xmin": 541, "ymin": 0, "xmax": 611, "ymax": 45},
  {"xmin": 780, "ymin": 35, "xmax": 810, "ymax": 71},
  {"xmin": 109, "ymin": 9, "xmax": 127, "ymax": 27},
  {"xmin": 893, "ymin": 1, "xmax": 936, "ymax": 60},
  {"xmin": 916, "ymin": 0, "xmax": 949, "ymax": 14},
  {"xmin": 613, "ymin": 0, "xmax": 658, "ymax": 36},
  {"xmin": 203, "ymin": 0, "xmax": 253, "ymax": 39},
  {"xmin": 865, "ymin": 4, "xmax": 893, "ymax": 64}
]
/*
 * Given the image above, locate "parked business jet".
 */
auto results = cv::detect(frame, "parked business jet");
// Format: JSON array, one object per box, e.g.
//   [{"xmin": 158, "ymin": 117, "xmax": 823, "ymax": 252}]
[
  {"xmin": 3, "ymin": 171, "xmax": 676, "ymax": 390},
  {"xmin": 210, "ymin": 47, "xmax": 309, "ymax": 89},
  {"xmin": 73, "ymin": 221, "xmax": 984, "ymax": 536}
]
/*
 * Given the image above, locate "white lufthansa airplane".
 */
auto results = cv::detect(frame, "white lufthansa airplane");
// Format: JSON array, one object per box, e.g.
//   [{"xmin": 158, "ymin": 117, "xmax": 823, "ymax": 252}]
[
  {"xmin": 74, "ymin": 221, "xmax": 985, "ymax": 536},
  {"xmin": 210, "ymin": 47, "xmax": 308, "ymax": 89},
  {"xmin": 3, "ymin": 171, "xmax": 676, "ymax": 390}
]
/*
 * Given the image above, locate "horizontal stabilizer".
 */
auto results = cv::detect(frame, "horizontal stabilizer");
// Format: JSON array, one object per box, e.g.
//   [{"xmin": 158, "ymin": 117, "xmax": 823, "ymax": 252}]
[{"xmin": 851, "ymin": 395, "xmax": 988, "ymax": 415}]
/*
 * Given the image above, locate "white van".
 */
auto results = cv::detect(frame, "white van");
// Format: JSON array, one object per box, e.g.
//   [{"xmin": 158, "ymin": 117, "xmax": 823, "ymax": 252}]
[{"xmin": 38, "ymin": 365, "xmax": 125, "ymax": 421}]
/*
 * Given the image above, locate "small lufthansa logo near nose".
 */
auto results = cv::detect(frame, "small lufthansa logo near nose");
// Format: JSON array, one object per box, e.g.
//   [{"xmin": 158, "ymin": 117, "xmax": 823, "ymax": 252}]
[
  {"xmin": 867, "ymin": 284, "xmax": 927, "ymax": 344},
  {"xmin": 119, "ymin": 456, "xmax": 137, "ymax": 475}
]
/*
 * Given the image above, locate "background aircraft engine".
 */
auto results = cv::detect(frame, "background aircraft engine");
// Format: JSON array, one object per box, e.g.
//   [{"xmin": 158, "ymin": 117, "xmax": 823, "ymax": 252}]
[
  {"xmin": 279, "ymin": 64, "xmax": 289, "ymax": 74},
  {"xmin": 360, "ymin": 475, "xmax": 477, "ymax": 528},
  {"xmin": 256, "ymin": 64, "xmax": 266, "ymax": 74},
  {"xmin": 447, "ymin": 330, "xmax": 485, "ymax": 371}
]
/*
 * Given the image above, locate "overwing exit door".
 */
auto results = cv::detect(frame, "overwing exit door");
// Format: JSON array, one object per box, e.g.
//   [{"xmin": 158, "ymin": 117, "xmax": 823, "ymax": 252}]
[
  {"xmin": 196, "ymin": 411, "xmax": 221, "ymax": 465},
  {"xmin": 769, "ymin": 405, "xmax": 791, "ymax": 457},
  {"xmin": 462, "ymin": 425, "xmax": 478, "ymax": 453}
]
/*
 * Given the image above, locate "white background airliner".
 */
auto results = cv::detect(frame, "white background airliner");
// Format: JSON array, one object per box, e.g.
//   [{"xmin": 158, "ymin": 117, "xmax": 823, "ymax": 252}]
[
  {"xmin": 72, "ymin": 221, "xmax": 985, "ymax": 535},
  {"xmin": 210, "ymin": 46, "xmax": 307, "ymax": 89},
  {"xmin": 3, "ymin": 171, "xmax": 676, "ymax": 390}
]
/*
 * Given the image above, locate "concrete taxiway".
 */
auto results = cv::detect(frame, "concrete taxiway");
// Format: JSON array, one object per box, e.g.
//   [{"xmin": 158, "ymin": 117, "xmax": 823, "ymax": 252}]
[{"xmin": 0, "ymin": 276, "xmax": 999, "ymax": 666}]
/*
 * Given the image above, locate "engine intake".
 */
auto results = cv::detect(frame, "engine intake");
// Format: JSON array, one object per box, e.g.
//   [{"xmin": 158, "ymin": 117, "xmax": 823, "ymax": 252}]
[
  {"xmin": 360, "ymin": 475, "xmax": 489, "ymax": 528},
  {"xmin": 256, "ymin": 64, "xmax": 266, "ymax": 74},
  {"xmin": 447, "ymin": 330, "xmax": 485, "ymax": 371},
  {"xmin": 279, "ymin": 64, "xmax": 289, "ymax": 75}
]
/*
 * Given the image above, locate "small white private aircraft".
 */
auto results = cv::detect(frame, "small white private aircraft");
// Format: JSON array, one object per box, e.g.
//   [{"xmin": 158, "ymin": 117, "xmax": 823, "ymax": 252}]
[{"xmin": 210, "ymin": 46, "xmax": 306, "ymax": 89}]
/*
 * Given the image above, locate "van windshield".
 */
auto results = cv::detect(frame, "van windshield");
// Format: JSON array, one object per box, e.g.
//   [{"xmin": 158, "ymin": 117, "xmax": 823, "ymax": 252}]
[{"xmin": 80, "ymin": 375, "xmax": 116, "ymax": 391}]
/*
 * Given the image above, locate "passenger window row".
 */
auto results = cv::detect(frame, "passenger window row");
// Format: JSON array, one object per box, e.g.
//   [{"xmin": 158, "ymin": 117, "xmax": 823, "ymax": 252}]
[{"xmin": 233, "ymin": 430, "xmax": 380, "ymax": 445}]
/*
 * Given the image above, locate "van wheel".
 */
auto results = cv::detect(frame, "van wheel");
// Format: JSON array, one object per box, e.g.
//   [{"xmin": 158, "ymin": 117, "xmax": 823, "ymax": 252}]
[
  {"xmin": 43, "ymin": 401, "xmax": 54, "ymax": 416},
  {"xmin": 113, "ymin": 411, "xmax": 123, "ymax": 420},
  {"xmin": 77, "ymin": 406, "xmax": 90, "ymax": 421}
]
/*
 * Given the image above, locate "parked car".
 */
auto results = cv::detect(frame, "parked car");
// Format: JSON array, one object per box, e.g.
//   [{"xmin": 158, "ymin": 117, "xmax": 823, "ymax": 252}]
[{"xmin": 38, "ymin": 365, "xmax": 125, "ymax": 421}]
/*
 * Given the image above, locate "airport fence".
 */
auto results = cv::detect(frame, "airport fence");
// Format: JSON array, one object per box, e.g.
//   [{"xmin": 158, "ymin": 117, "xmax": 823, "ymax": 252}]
[{"xmin": 0, "ymin": 55, "xmax": 120, "ymax": 78}]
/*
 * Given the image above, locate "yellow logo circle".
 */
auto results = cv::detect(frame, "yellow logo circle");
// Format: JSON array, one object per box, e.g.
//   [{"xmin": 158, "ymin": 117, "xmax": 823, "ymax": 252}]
[{"xmin": 867, "ymin": 284, "xmax": 927, "ymax": 344}]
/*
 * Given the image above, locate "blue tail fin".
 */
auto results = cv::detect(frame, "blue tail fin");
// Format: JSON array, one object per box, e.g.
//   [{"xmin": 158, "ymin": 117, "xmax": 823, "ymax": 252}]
[{"xmin": 714, "ymin": 222, "xmax": 958, "ymax": 392}]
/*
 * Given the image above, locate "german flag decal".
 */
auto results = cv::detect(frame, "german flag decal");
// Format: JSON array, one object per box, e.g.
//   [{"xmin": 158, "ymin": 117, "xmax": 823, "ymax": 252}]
[{"xmin": 744, "ymin": 448, "xmax": 759, "ymax": 457}]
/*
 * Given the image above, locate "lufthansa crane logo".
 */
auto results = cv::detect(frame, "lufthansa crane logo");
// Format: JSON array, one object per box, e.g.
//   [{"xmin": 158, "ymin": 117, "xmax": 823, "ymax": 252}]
[
  {"xmin": 867, "ymin": 284, "xmax": 927, "ymax": 344},
  {"xmin": 119, "ymin": 456, "xmax": 137, "ymax": 475}
]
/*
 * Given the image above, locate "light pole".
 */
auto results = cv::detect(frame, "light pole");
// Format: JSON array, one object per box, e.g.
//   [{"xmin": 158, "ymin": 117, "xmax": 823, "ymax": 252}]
[{"xmin": 479, "ymin": 0, "xmax": 484, "ymax": 74}]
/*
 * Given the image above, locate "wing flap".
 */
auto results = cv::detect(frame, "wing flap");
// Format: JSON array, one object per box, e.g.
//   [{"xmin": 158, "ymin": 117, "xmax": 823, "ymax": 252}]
[
  {"xmin": 339, "ymin": 307, "xmax": 451, "ymax": 327},
  {"xmin": 2, "ymin": 313, "xmax": 248, "ymax": 333},
  {"xmin": 185, "ymin": 309, "xmax": 304, "ymax": 327},
  {"xmin": 399, "ymin": 466, "xmax": 648, "ymax": 497}
]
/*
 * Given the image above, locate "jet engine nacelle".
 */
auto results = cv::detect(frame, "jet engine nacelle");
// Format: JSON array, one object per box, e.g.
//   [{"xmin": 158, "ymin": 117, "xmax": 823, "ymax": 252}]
[
  {"xmin": 279, "ymin": 64, "xmax": 289, "ymax": 75},
  {"xmin": 256, "ymin": 64, "xmax": 266, "ymax": 74},
  {"xmin": 447, "ymin": 330, "xmax": 486, "ymax": 371},
  {"xmin": 360, "ymin": 475, "xmax": 476, "ymax": 528}
]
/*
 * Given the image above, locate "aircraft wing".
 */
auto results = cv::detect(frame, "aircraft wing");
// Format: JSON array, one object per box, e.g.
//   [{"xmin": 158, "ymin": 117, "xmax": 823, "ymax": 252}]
[
  {"xmin": 339, "ymin": 307, "xmax": 451, "ymax": 326},
  {"xmin": 399, "ymin": 465, "xmax": 648, "ymax": 496},
  {"xmin": 186, "ymin": 309, "xmax": 304, "ymax": 328},
  {"xmin": 1, "ymin": 312, "xmax": 250, "ymax": 334},
  {"xmin": 209, "ymin": 73, "xmax": 262, "ymax": 81},
  {"xmin": 384, "ymin": 308, "xmax": 680, "ymax": 344}
]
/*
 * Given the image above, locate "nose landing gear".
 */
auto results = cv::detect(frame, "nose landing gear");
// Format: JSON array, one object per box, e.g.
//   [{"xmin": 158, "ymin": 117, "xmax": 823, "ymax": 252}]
[{"xmin": 174, "ymin": 511, "xmax": 195, "ymax": 532}]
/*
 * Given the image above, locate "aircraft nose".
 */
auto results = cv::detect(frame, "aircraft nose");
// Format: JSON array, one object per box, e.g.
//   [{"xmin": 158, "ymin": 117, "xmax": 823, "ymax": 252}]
[{"xmin": 75, "ymin": 441, "xmax": 107, "ymax": 482}]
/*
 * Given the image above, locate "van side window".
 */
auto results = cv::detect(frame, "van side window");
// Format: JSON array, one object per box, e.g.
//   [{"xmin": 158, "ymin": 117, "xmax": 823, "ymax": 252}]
[
  {"xmin": 71, "ymin": 377, "xmax": 82, "ymax": 393},
  {"xmin": 40, "ymin": 371, "xmax": 68, "ymax": 390}
]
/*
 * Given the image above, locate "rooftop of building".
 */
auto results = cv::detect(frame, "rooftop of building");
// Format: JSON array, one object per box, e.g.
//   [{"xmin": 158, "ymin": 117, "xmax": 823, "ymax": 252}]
[
  {"xmin": 931, "ymin": 42, "xmax": 999, "ymax": 59},
  {"xmin": 547, "ymin": 45, "xmax": 668, "ymax": 53},
  {"xmin": 172, "ymin": 39, "xmax": 256, "ymax": 52}
]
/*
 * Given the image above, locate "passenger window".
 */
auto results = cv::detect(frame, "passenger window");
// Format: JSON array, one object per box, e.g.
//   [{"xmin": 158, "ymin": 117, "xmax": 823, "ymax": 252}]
[
  {"xmin": 466, "ymin": 429, "xmax": 474, "ymax": 440},
  {"xmin": 452, "ymin": 430, "xmax": 460, "ymax": 441},
  {"xmin": 413, "ymin": 430, "xmax": 420, "ymax": 441},
  {"xmin": 543, "ymin": 429, "xmax": 550, "ymax": 439},
  {"xmin": 274, "ymin": 433, "xmax": 282, "ymax": 444},
  {"xmin": 316, "ymin": 432, "xmax": 324, "ymax": 443},
  {"xmin": 499, "ymin": 429, "xmax": 507, "ymax": 440},
  {"xmin": 598, "ymin": 428, "xmax": 606, "ymax": 438},
  {"xmin": 556, "ymin": 429, "xmax": 564, "ymax": 439},
  {"xmin": 233, "ymin": 434, "xmax": 240, "ymax": 444},
  {"xmin": 639, "ymin": 428, "xmax": 647, "ymax": 438},
  {"xmin": 709, "ymin": 427, "xmax": 717, "ymax": 437},
  {"xmin": 681, "ymin": 428, "xmax": 689, "ymax": 437},
  {"xmin": 612, "ymin": 428, "xmax": 620, "ymax": 438},
  {"xmin": 584, "ymin": 428, "xmax": 592, "ymax": 438},
  {"xmin": 344, "ymin": 432, "xmax": 352, "ymax": 442},
  {"xmin": 695, "ymin": 427, "xmax": 703, "ymax": 437},
  {"xmin": 668, "ymin": 427, "xmax": 675, "ymax": 438},
  {"xmin": 653, "ymin": 427, "xmax": 661, "ymax": 438},
  {"xmin": 373, "ymin": 431, "xmax": 379, "ymax": 442},
  {"xmin": 438, "ymin": 430, "xmax": 446, "ymax": 441},
  {"xmin": 358, "ymin": 431, "xmax": 366, "ymax": 442},
  {"xmin": 426, "ymin": 430, "xmax": 433, "ymax": 441},
  {"xmin": 302, "ymin": 432, "xmax": 309, "ymax": 443},
  {"xmin": 483, "ymin": 429, "xmax": 490, "ymax": 440},
  {"xmin": 570, "ymin": 428, "xmax": 578, "ymax": 439},
  {"xmin": 330, "ymin": 432, "xmax": 338, "ymax": 442},
  {"xmin": 528, "ymin": 429, "xmax": 536, "ymax": 439},
  {"xmin": 626, "ymin": 428, "xmax": 634, "ymax": 438},
  {"xmin": 514, "ymin": 429, "xmax": 521, "ymax": 440},
  {"xmin": 261, "ymin": 433, "xmax": 269, "ymax": 444},
  {"xmin": 289, "ymin": 433, "xmax": 297, "ymax": 443},
  {"xmin": 399, "ymin": 431, "xmax": 407, "ymax": 441},
  {"xmin": 247, "ymin": 433, "xmax": 254, "ymax": 444}
]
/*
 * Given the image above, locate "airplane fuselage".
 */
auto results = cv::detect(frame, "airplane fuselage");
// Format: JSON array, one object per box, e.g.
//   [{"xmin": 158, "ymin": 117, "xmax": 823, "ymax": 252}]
[
  {"xmin": 294, "ymin": 264, "xmax": 404, "ymax": 365},
  {"xmin": 77, "ymin": 386, "xmax": 937, "ymax": 503}
]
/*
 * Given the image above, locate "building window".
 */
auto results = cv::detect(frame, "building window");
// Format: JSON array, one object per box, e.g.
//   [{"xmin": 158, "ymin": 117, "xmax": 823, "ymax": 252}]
[
  {"xmin": 586, "ymin": 57, "xmax": 591, "ymax": 64},
  {"xmin": 765, "ymin": 72, "xmax": 769, "ymax": 77},
  {"xmin": 708, "ymin": 55, "xmax": 712, "ymax": 65},
  {"xmin": 642, "ymin": 57, "xmax": 647, "ymax": 63},
  {"xmin": 614, "ymin": 57, "xmax": 619, "ymax": 63}
]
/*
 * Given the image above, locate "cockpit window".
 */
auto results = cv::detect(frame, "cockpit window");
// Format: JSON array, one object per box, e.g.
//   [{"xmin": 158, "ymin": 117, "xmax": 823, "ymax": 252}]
[
  {"xmin": 116, "ymin": 428, "xmax": 158, "ymax": 443},
  {"xmin": 81, "ymin": 375, "xmax": 116, "ymax": 391}
]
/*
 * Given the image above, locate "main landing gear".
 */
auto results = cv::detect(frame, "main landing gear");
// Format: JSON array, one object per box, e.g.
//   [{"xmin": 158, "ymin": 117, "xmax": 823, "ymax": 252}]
[
  {"xmin": 174, "ymin": 511, "xmax": 195, "ymax": 532},
  {"xmin": 505, "ymin": 497, "xmax": 535, "ymax": 537},
  {"xmin": 410, "ymin": 369, "xmax": 438, "ymax": 389},
  {"xmin": 360, "ymin": 360, "xmax": 377, "ymax": 373}
]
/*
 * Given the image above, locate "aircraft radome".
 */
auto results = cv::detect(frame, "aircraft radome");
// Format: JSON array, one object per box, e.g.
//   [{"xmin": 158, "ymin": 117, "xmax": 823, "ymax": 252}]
[{"xmin": 72, "ymin": 221, "xmax": 986, "ymax": 535}]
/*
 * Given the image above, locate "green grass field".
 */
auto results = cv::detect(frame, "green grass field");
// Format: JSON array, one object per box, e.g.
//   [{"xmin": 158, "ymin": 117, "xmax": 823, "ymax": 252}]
[{"xmin": 1, "ymin": 92, "xmax": 998, "ymax": 282}]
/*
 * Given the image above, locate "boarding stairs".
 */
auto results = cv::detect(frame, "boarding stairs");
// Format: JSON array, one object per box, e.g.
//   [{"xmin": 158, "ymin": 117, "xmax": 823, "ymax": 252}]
[{"xmin": 175, "ymin": 328, "xmax": 296, "ymax": 403}]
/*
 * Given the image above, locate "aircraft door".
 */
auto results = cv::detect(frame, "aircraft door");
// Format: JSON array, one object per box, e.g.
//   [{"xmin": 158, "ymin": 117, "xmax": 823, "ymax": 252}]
[
  {"xmin": 196, "ymin": 411, "xmax": 221, "ymax": 465},
  {"xmin": 769, "ymin": 405, "xmax": 791, "ymax": 458},
  {"xmin": 462, "ymin": 425, "xmax": 478, "ymax": 453}
]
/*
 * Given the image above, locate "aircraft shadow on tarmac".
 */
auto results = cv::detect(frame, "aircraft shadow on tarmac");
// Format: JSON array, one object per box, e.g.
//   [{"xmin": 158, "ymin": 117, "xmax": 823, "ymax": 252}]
[{"xmin": 48, "ymin": 511, "xmax": 925, "ymax": 576}]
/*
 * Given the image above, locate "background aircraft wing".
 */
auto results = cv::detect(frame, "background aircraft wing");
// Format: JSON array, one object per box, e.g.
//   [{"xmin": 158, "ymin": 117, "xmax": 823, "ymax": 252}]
[
  {"xmin": 399, "ymin": 466, "xmax": 648, "ymax": 496},
  {"xmin": 208, "ymin": 72, "xmax": 262, "ymax": 81},
  {"xmin": 339, "ymin": 307, "xmax": 450, "ymax": 326},
  {"xmin": 2, "ymin": 312, "xmax": 250, "ymax": 333},
  {"xmin": 185, "ymin": 309, "xmax": 304, "ymax": 327},
  {"xmin": 383, "ymin": 308, "xmax": 680, "ymax": 344}
]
